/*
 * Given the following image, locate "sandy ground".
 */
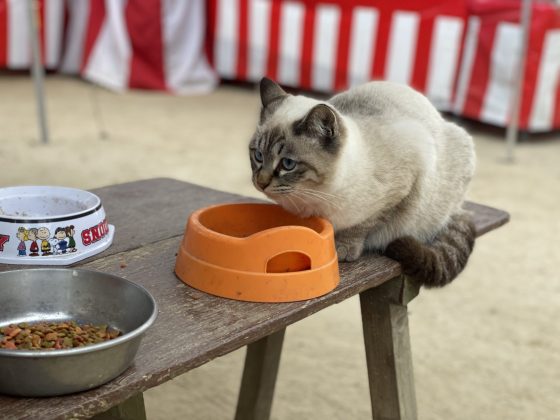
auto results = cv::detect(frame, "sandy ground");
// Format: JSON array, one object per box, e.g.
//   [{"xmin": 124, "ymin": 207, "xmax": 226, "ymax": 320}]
[{"xmin": 1, "ymin": 74, "xmax": 559, "ymax": 420}]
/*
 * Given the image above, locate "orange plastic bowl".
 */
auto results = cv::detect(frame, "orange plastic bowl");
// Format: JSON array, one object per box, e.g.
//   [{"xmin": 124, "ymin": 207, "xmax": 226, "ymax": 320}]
[{"xmin": 174, "ymin": 203, "xmax": 339, "ymax": 302}]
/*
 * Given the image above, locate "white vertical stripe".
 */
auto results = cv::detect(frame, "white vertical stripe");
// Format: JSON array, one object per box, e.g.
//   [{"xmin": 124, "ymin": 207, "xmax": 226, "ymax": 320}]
[
  {"xmin": 162, "ymin": 0, "xmax": 217, "ymax": 94},
  {"xmin": 481, "ymin": 23, "xmax": 522, "ymax": 125},
  {"xmin": 385, "ymin": 11, "xmax": 419, "ymax": 84},
  {"xmin": 311, "ymin": 5, "xmax": 340, "ymax": 91},
  {"xmin": 529, "ymin": 30, "xmax": 560, "ymax": 131},
  {"xmin": 215, "ymin": 0, "xmax": 238, "ymax": 78},
  {"xmin": 248, "ymin": 0, "xmax": 270, "ymax": 81},
  {"xmin": 7, "ymin": 0, "xmax": 30, "ymax": 68},
  {"xmin": 44, "ymin": 0, "xmax": 64, "ymax": 67},
  {"xmin": 454, "ymin": 17, "xmax": 480, "ymax": 114},
  {"xmin": 82, "ymin": 0, "xmax": 131, "ymax": 91},
  {"xmin": 426, "ymin": 17, "xmax": 463, "ymax": 111},
  {"xmin": 278, "ymin": 1, "xmax": 304, "ymax": 86},
  {"xmin": 348, "ymin": 7, "xmax": 378, "ymax": 87},
  {"xmin": 60, "ymin": 0, "xmax": 90, "ymax": 74}
]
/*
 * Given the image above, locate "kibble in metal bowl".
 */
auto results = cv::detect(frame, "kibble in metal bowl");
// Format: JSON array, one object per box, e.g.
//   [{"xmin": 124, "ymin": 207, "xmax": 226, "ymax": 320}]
[{"xmin": 0, "ymin": 321, "xmax": 121, "ymax": 350}]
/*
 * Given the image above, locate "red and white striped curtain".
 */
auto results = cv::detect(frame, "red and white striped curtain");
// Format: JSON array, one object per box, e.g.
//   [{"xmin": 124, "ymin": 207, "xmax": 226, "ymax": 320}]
[
  {"xmin": 0, "ymin": 0, "xmax": 66, "ymax": 69},
  {"xmin": 2, "ymin": 0, "xmax": 559, "ymax": 131},
  {"xmin": 206, "ymin": 0, "xmax": 560, "ymax": 132},
  {"xmin": 0, "ymin": 0, "xmax": 217, "ymax": 94},
  {"xmin": 453, "ymin": 0, "xmax": 560, "ymax": 132},
  {"xmin": 206, "ymin": 0, "xmax": 469, "ymax": 110}
]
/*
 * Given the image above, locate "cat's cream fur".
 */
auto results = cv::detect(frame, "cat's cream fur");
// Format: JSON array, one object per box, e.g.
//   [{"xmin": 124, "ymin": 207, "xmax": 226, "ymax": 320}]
[{"xmin": 250, "ymin": 78, "xmax": 476, "ymax": 286}]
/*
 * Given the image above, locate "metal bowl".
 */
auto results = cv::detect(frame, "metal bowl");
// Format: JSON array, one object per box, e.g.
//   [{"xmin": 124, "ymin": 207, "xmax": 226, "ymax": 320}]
[{"xmin": 0, "ymin": 269, "xmax": 157, "ymax": 397}]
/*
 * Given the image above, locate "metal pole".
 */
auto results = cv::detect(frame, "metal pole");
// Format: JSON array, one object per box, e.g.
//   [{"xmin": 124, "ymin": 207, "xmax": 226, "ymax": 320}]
[
  {"xmin": 27, "ymin": 0, "xmax": 49, "ymax": 144},
  {"xmin": 505, "ymin": 0, "xmax": 532, "ymax": 162}
]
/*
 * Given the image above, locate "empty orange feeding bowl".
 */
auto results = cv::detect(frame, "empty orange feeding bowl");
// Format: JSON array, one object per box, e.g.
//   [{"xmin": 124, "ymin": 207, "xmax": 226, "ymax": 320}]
[{"xmin": 174, "ymin": 203, "xmax": 339, "ymax": 302}]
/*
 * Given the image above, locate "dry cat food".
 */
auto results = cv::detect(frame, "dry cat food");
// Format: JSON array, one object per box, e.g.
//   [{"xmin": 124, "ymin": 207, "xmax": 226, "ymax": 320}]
[{"xmin": 0, "ymin": 321, "xmax": 121, "ymax": 350}]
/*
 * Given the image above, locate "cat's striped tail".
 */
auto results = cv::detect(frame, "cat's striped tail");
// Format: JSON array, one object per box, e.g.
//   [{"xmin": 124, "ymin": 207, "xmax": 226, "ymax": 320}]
[{"xmin": 384, "ymin": 212, "xmax": 476, "ymax": 288}]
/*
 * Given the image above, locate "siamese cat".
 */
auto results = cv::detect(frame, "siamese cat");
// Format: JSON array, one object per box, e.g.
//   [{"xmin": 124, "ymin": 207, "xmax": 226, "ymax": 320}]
[{"xmin": 249, "ymin": 78, "xmax": 476, "ymax": 287}]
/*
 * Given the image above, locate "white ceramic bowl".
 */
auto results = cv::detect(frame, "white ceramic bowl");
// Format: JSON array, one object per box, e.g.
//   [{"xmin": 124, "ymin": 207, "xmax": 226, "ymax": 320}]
[{"xmin": 0, "ymin": 186, "xmax": 115, "ymax": 265}]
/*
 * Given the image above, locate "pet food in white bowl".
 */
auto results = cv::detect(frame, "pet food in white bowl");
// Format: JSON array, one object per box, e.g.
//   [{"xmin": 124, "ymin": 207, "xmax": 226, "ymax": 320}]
[{"xmin": 0, "ymin": 186, "xmax": 115, "ymax": 265}]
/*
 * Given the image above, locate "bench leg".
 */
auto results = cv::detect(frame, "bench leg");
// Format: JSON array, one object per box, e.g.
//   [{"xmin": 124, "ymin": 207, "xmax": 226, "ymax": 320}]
[
  {"xmin": 235, "ymin": 328, "xmax": 286, "ymax": 420},
  {"xmin": 91, "ymin": 393, "xmax": 147, "ymax": 420},
  {"xmin": 360, "ymin": 276, "xmax": 419, "ymax": 420}
]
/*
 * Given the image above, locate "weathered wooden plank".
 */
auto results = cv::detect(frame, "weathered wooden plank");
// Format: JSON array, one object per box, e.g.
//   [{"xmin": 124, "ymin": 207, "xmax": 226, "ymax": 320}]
[
  {"xmin": 464, "ymin": 201, "xmax": 510, "ymax": 237},
  {"xmin": 235, "ymin": 329, "xmax": 285, "ymax": 420},
  {"xmin": 91, "ymin": 393, "xmax": 146, "ymax": 420},
  {"xmin": 0, "ymin": 179, "xmax": 509, "ymax": 419},
  {"xmin": 0, "ymin": 177, "xmax": 507, "ymax": 273},
  {"xmin": 360, "ymin": 277, "xmax": 417, "ymax": 420}
]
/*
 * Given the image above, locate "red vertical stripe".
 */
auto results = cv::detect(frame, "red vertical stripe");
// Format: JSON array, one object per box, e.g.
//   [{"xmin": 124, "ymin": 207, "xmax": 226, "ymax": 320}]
[
  {"xmin": 300, "ymin": 4, "xmax": 316, "ymax": 90},
  {"xmin": 0, "ymin": 0, "xmax": 7, "ymax": 67},
  {"xmin": 462, "ymin": 21, "xmax": 497, "ymax": 120},
  {"xmin": 334, "ymin": 7, "xmax": 352, "ymax": 91},
  {"xmin": 410, "ymin": 17, "xmax": 435, "ymax": 92},
  {"xmin": 206, "ymin": 0, "xmax": 217, "ymax": 67},
  {"xmin": 125, "ymin": 0, "xmax": 166, "ymax": 90},
  {"xmin": 38, "ymin": 0, "xmax": 46, "ymax": 66},
  {"xmin": 236, "ymin": 0, "xmax": 248, "ymax": 79},
  {"xmin": 553, "ymin": 80, "xmax": 560, "ymax": 130},
  {"xmin": 81, "ymin": 0, "xmax": 105, "ymax": 71},
  {"xmin": 265, "ymin": 0, "xmax": 281, "ymax": 80}
]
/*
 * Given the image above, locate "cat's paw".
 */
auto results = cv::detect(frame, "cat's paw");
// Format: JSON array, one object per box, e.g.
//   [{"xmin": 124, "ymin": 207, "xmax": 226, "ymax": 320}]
[{"xmin": 336, "ymin": 241, "xmax": 364, "ymax": 262}]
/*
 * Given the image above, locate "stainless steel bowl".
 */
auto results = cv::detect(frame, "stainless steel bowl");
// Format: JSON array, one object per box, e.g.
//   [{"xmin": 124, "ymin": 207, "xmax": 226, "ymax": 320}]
[{"xmin": 0, "ymin": 268, "xmax": 157, "ymax": 397}]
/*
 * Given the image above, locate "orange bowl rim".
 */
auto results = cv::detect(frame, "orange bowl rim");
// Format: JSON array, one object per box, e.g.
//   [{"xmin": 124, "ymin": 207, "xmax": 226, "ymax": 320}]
[{"xmin": 189, "ymin": 202, "xmax": 334, "ymax": 242}]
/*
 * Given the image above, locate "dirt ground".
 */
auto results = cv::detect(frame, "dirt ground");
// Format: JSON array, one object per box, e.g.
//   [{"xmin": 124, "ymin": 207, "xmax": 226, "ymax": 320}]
[{"xmin": 1, "ymin": 74, "xmax": 559, "ymax": 420}]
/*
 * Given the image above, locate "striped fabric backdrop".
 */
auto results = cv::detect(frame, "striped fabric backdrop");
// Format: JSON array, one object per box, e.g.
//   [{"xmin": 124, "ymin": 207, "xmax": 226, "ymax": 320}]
[
  {"xmin": 0, "ymin": 0, "xmax": 65, "ymax": 69},
  {"xmin": 454, "ymin": 2, "xmax": 560, "ymax": 132},
  {"xmin": 206, "ymin": 0, "xmax": 468, "ymax": 110},
  {"xmin": 0, "ymin": 0, "xmax": 217, "ymax": 94},
  {"xmin": 1, "ymin": 0, "xmax": 559, "ymax": 131}
]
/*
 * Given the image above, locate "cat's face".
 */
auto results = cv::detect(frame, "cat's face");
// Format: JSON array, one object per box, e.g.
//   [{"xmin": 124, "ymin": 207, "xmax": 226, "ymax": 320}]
[{"xmin": 249, "ymin": 79, "xmax": 343, "ymax": 207}]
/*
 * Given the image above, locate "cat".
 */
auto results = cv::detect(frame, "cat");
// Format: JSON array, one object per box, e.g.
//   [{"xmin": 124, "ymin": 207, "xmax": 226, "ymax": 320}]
[{"xmin": 249, "ymin": 78, "xmax": 476, "ymax": 288}]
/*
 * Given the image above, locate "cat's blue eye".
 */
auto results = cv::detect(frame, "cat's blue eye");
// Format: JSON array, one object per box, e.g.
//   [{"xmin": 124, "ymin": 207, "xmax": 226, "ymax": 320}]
[
  {"xmin": 281, "ymin": 158, "xmax": 296, "ymax": 171},
  {"xmin": 254, "ymin": 150, "xmax": 263, "ymax": 163}
]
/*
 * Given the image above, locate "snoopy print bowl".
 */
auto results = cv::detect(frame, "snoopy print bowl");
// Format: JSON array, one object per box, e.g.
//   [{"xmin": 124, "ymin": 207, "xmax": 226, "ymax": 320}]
[{"xmin": 0, "ymin": 186, "xmax": 114, "ymax": 265}]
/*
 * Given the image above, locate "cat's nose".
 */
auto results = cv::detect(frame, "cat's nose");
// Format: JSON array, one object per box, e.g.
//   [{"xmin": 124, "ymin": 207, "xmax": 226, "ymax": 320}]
[{"xmin": 256, "ymin": 173, "xmax": 272, "ymax": 191}]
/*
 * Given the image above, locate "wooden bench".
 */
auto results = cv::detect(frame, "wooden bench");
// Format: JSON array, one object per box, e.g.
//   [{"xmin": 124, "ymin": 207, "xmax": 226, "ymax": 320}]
[{"xmin": 0, "ymin": 178, "xmax": 509, "ymax": 420}]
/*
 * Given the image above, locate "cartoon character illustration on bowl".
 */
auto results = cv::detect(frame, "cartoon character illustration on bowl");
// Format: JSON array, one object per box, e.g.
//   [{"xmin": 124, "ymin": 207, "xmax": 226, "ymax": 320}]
[
  {"xmin": 66, "ymin": 225, "xmax": 77, "ymax": 253},
  {"xmin": 53, "ymin": 227, "xmax": 68, "ymax": 255},
  {"xmin": 16, "ymin": 227, "xmax": 27, "ymax": 257},
  {"xmin": 27, "ymin": 228, "xmax": 40, "ymax": 256},
  {"xmin": 37, "ymin": 227, "xmax": 52, "ymax": 256}
]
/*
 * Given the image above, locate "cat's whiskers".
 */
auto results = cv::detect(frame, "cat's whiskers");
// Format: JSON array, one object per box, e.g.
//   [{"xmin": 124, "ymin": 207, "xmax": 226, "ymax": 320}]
[
  {"xmin": 285, "ymin": 194, "xmax": 302, "ymax": 214},
  {"xmin": 296, "ymin": 188, "xmax": 342, "ymax": 201},
  {"xmin": 292, "ymin": 188, "xmax": 342, "ymax": 212},
  {"xmin": 296, "ymin": 189, "xmax": 343, "ymax": 208}
]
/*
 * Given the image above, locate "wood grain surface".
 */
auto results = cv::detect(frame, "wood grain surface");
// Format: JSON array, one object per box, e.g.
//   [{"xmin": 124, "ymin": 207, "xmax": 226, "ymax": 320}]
[
  {"xmin": 360, "ymin": 277, "xmax": 418, "ymax": 420},
  {"xmin": 0, "ymin": 178, "xmax": 510, "ymax": 419}
]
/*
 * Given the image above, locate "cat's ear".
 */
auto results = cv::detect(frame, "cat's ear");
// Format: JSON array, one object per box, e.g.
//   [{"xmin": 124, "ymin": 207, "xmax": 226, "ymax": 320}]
[
  {"xmin": 299, "ymin": 104, "xmax": 340, "ymax": 140},
  {"xmin": 260, "ymin": 77, "xmax": 288, "ymax": 108}
]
